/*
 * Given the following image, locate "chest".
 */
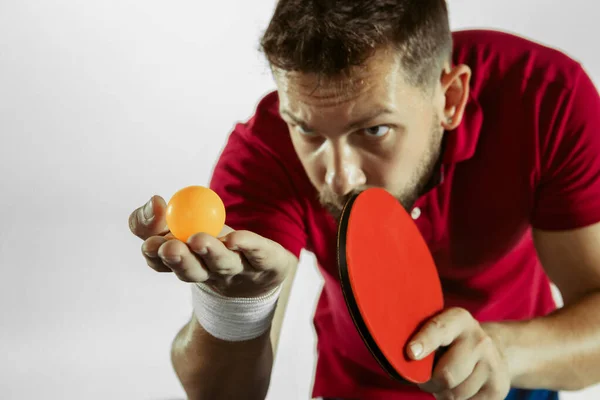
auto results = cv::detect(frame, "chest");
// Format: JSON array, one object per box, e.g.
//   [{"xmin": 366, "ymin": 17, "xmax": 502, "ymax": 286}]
[
  {"xmin": 412, "ymin": 161, "xmax": 534, "ymax": 279},
  {"xmin": 308, "ymin": 163, "xmax": 536, "ymax": 286}
]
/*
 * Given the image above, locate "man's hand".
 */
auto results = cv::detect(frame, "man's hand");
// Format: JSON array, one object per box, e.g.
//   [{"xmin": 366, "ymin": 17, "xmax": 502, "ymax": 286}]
[
  {"xmin": 129, "ymin": 195, "xmax": 296, "ymax": 298},
  {"xmin": 407, "ymin": 307, "xmax": 511, "ymax": 400}
]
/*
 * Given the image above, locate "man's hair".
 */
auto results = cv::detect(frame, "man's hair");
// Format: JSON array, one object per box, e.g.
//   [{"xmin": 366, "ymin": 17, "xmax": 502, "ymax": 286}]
[{"xmin": 260, "ymin": 0, "xmax": 452, "ymax": 88}]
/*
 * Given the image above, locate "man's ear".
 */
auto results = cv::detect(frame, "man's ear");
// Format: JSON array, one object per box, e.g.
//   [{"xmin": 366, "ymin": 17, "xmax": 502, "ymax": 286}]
[{"xmin": 440, "ymin": 64, "xmax": 471, "ymax": 131}]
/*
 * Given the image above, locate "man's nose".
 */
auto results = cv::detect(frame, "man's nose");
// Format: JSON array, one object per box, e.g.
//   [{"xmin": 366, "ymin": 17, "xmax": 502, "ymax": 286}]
[{"xmin": 325, "ymin": 146, "xmax": 366, "ymax": 196}]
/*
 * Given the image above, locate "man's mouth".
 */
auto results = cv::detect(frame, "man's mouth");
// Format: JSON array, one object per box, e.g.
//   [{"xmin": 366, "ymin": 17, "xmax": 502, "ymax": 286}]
[{"xmin": 318, "ymin": 190, "xmax": 363, "ymax": 221}]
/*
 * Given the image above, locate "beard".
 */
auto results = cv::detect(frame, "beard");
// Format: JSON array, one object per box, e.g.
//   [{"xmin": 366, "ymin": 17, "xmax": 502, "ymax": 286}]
[{"xmin": 318, "ymin": 123, "xmax": 444, "ymax": 222}]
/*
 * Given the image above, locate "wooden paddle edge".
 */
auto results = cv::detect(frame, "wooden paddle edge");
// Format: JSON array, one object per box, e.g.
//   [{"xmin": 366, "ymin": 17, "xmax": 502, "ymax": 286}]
[{"xmin": 336, "ymin": 190, "xmax": 410, "ymax": 385}]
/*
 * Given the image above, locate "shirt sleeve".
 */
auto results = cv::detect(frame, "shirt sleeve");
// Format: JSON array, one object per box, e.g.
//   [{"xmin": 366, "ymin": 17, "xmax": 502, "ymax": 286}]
[
  {"xmin": 209, "ymin": 122, "xmax": 308, "ymax": 259},
  {"xmin": 531, "ymin": 64, "xmax": 600, "ymax": 230}
]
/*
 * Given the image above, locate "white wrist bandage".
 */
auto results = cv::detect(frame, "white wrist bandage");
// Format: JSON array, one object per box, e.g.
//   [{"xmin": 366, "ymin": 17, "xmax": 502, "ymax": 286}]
[{"xmin": 191, "ymin": 282, "xmax": 282, "ymax": 342}]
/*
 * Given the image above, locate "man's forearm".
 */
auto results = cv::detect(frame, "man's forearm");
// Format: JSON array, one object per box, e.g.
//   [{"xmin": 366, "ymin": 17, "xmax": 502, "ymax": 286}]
[
  {"xmin": 171, "ymin": 314, "xmax": 273, "ymax": 400},
  {"xmin": 484, "ymin": 290, "xmax": 600, "ymax": 391}
]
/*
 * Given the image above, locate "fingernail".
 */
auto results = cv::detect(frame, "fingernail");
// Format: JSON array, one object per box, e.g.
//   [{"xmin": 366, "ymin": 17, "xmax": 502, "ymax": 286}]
[
  {"xmin": 142, "ymin": 249, "xmax": 155, "ymax": 258},
  {"xmin": 196, "ymin": 247, "xmax": 208, "ymax": 256},
  {"xmin": 143, "ymin": 198, "xmax": 154, "ymax": 221},
  {"xmin": 162, "ymin": 255, "xmax": 181, "ymax": 265},
  {"xmin": 410, "ymin": 342, "xmax": 423, "ymax": 359}
]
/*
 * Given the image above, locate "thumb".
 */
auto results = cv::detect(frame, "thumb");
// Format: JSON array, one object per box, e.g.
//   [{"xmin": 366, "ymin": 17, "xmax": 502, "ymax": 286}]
[{"xmin": 129, "ymin": 195, "xmax": 170, "ymax": 240}]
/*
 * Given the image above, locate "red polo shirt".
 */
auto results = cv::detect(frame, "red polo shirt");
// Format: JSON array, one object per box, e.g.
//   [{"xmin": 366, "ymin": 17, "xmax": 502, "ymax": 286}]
[{"xmin": 209, "ymin": 29, "xmax": 600, "ymax": 399}]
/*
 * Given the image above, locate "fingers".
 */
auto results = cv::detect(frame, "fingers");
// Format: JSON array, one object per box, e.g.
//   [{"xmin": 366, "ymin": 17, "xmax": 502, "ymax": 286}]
[
  {"xmin": 408, "ymin": 307, "xmax": 475, "ymax": 361},
  {"xmin": 140, "ymin": 224, "xmax": 296, "ymax": 293},
  {"xmin": 156, "ymin": 232, "xmax": 249, "ymax": 283},
  {"xmin": 420, "ymin": 334, "xmax": 480, "ymax": 393},
  {"xmin": 438, "ymin": 361, "xmax": 488, "ymax": 400},
  {"xmin": 141, "ymin": 236, "xmax": 171, "ymax": 273},
  {"xmin": 223, "ymin": 230, "xmax": 297, "ymax": 271},
  {"xmin": 470, "ymin": 381, "xmax": 509, "ymax": 400},
  {"xmin": 158, "ymin": 239, "xmax": 211, "ymax": 282},
  {"xmin": 414, "ymin": 309, "xmax": 511, "ymax": 400},
  {"xmin": 187, "ymin": 230, "xmax": 295, "ymax": 296},
  {"xmin": 187, "ymin": 232, "xmax": 245, "ymax": 277},
  {"xmin": 141, "ymin": 225, "xmax": 248, "ymax": 283},
  {"xmin": 129, "ymin": 196, "xmax": 170, "ymax": 240}
]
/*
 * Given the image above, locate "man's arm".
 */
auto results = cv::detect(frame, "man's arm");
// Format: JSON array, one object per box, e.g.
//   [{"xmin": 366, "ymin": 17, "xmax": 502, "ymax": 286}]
[
  {"xmin": 171, "ymin": 260, "xmax": 298, "ymax": 400},
  {"xmin": 484, "ymin": 222, "xmax": 600, "ymax": 391}
]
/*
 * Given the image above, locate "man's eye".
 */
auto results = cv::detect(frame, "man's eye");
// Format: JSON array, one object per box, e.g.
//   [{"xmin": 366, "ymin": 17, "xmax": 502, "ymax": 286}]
[
  {"xmin": 297, "ymin": 125, "xmax": 316, "ymax": 136},
  {"xmin": 363, "ymin": 125, "xmax": 390, "ymax": 137}
]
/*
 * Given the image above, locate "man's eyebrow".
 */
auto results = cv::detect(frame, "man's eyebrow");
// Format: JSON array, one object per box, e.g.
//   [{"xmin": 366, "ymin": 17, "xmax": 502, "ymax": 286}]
[
  {"xmin": 279, "ymin": 107, "xmax": 395, "ymax": 132},
  {"xmin": 279, "ymin": 109, "xmax": 309, "ymax": 129},
  {"xmin": 346, "ymin": 107, "xmax": 395, "ymax": 130}
]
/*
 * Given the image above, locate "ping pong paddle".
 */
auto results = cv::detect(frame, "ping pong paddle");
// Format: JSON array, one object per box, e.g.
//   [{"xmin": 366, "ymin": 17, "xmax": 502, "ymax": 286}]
[{"xmin": 337, "ymin": 187, "xmax": 444, "ymax": 384}]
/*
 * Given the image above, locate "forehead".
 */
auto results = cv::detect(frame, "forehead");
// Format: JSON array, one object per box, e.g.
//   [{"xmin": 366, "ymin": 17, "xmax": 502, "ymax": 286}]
[{"xmin": 273, "ymin": 49, "xmax": 409, "ymax": 109}]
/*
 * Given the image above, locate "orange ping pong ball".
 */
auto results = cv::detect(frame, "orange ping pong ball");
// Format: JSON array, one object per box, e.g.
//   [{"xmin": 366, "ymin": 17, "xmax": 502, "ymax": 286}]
[{"xmin": 166, "ymin": 186, "xmax": 226, "ymax": 242}]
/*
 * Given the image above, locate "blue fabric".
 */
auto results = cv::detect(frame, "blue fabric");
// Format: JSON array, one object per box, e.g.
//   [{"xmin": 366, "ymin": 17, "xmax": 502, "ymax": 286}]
[
  {"xmin": 507, "ymin": 388, "xmax": 559, "ymax": 400},
  {"xmin": 323, "ymin": 388, "xmax": 559, "ymax": 399}
]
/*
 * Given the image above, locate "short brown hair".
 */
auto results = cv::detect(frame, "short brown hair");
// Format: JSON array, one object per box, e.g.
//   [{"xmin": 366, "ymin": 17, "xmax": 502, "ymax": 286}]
[{"xmin": 260, "ymin": 0, "xmax": 452, "ymax": 88}]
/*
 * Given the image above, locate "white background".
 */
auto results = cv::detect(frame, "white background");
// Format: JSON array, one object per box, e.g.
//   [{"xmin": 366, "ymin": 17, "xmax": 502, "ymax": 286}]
[{"xmin": 1, "ymin": 0, "xmax": 599, "ymax": 399}]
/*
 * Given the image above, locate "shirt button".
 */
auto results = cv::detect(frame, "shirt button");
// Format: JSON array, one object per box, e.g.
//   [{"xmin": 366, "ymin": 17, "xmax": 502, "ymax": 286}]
[{"xmin": 411, "ymin": 207, "xmax": 421, "ymax": 220}]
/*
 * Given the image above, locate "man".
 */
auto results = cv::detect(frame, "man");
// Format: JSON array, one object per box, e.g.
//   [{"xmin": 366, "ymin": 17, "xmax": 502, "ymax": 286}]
[{"xmin": 128, "ymin": 1, "xmax": 600, "ymax": 399}]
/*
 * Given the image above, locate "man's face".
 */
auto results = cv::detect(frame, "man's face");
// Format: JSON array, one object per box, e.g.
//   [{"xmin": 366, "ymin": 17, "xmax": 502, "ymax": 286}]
[{"xmin": 274, "ymin": 49, "xmax": 450, "ymax": 220}]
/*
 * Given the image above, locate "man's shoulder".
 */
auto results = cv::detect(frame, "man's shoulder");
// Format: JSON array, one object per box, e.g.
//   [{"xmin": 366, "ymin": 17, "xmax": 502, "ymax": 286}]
[
  {"xmin": 243, "ymin": 90, "xmax": 285, "ymax": 136},
  {"xmin": 219, "ymin": 90, "xmax": 311, "ymax": 189},
  {"xmin": 452, "ymin": 28, "xmax": 580, "ymax": 66},
  {"xmin": 453, "ymin": 29, "xmax": 583, "ymax": 92},
  {"xmin": 231, "ymin": 90, "xmax": 291, "ymax": 152}
]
